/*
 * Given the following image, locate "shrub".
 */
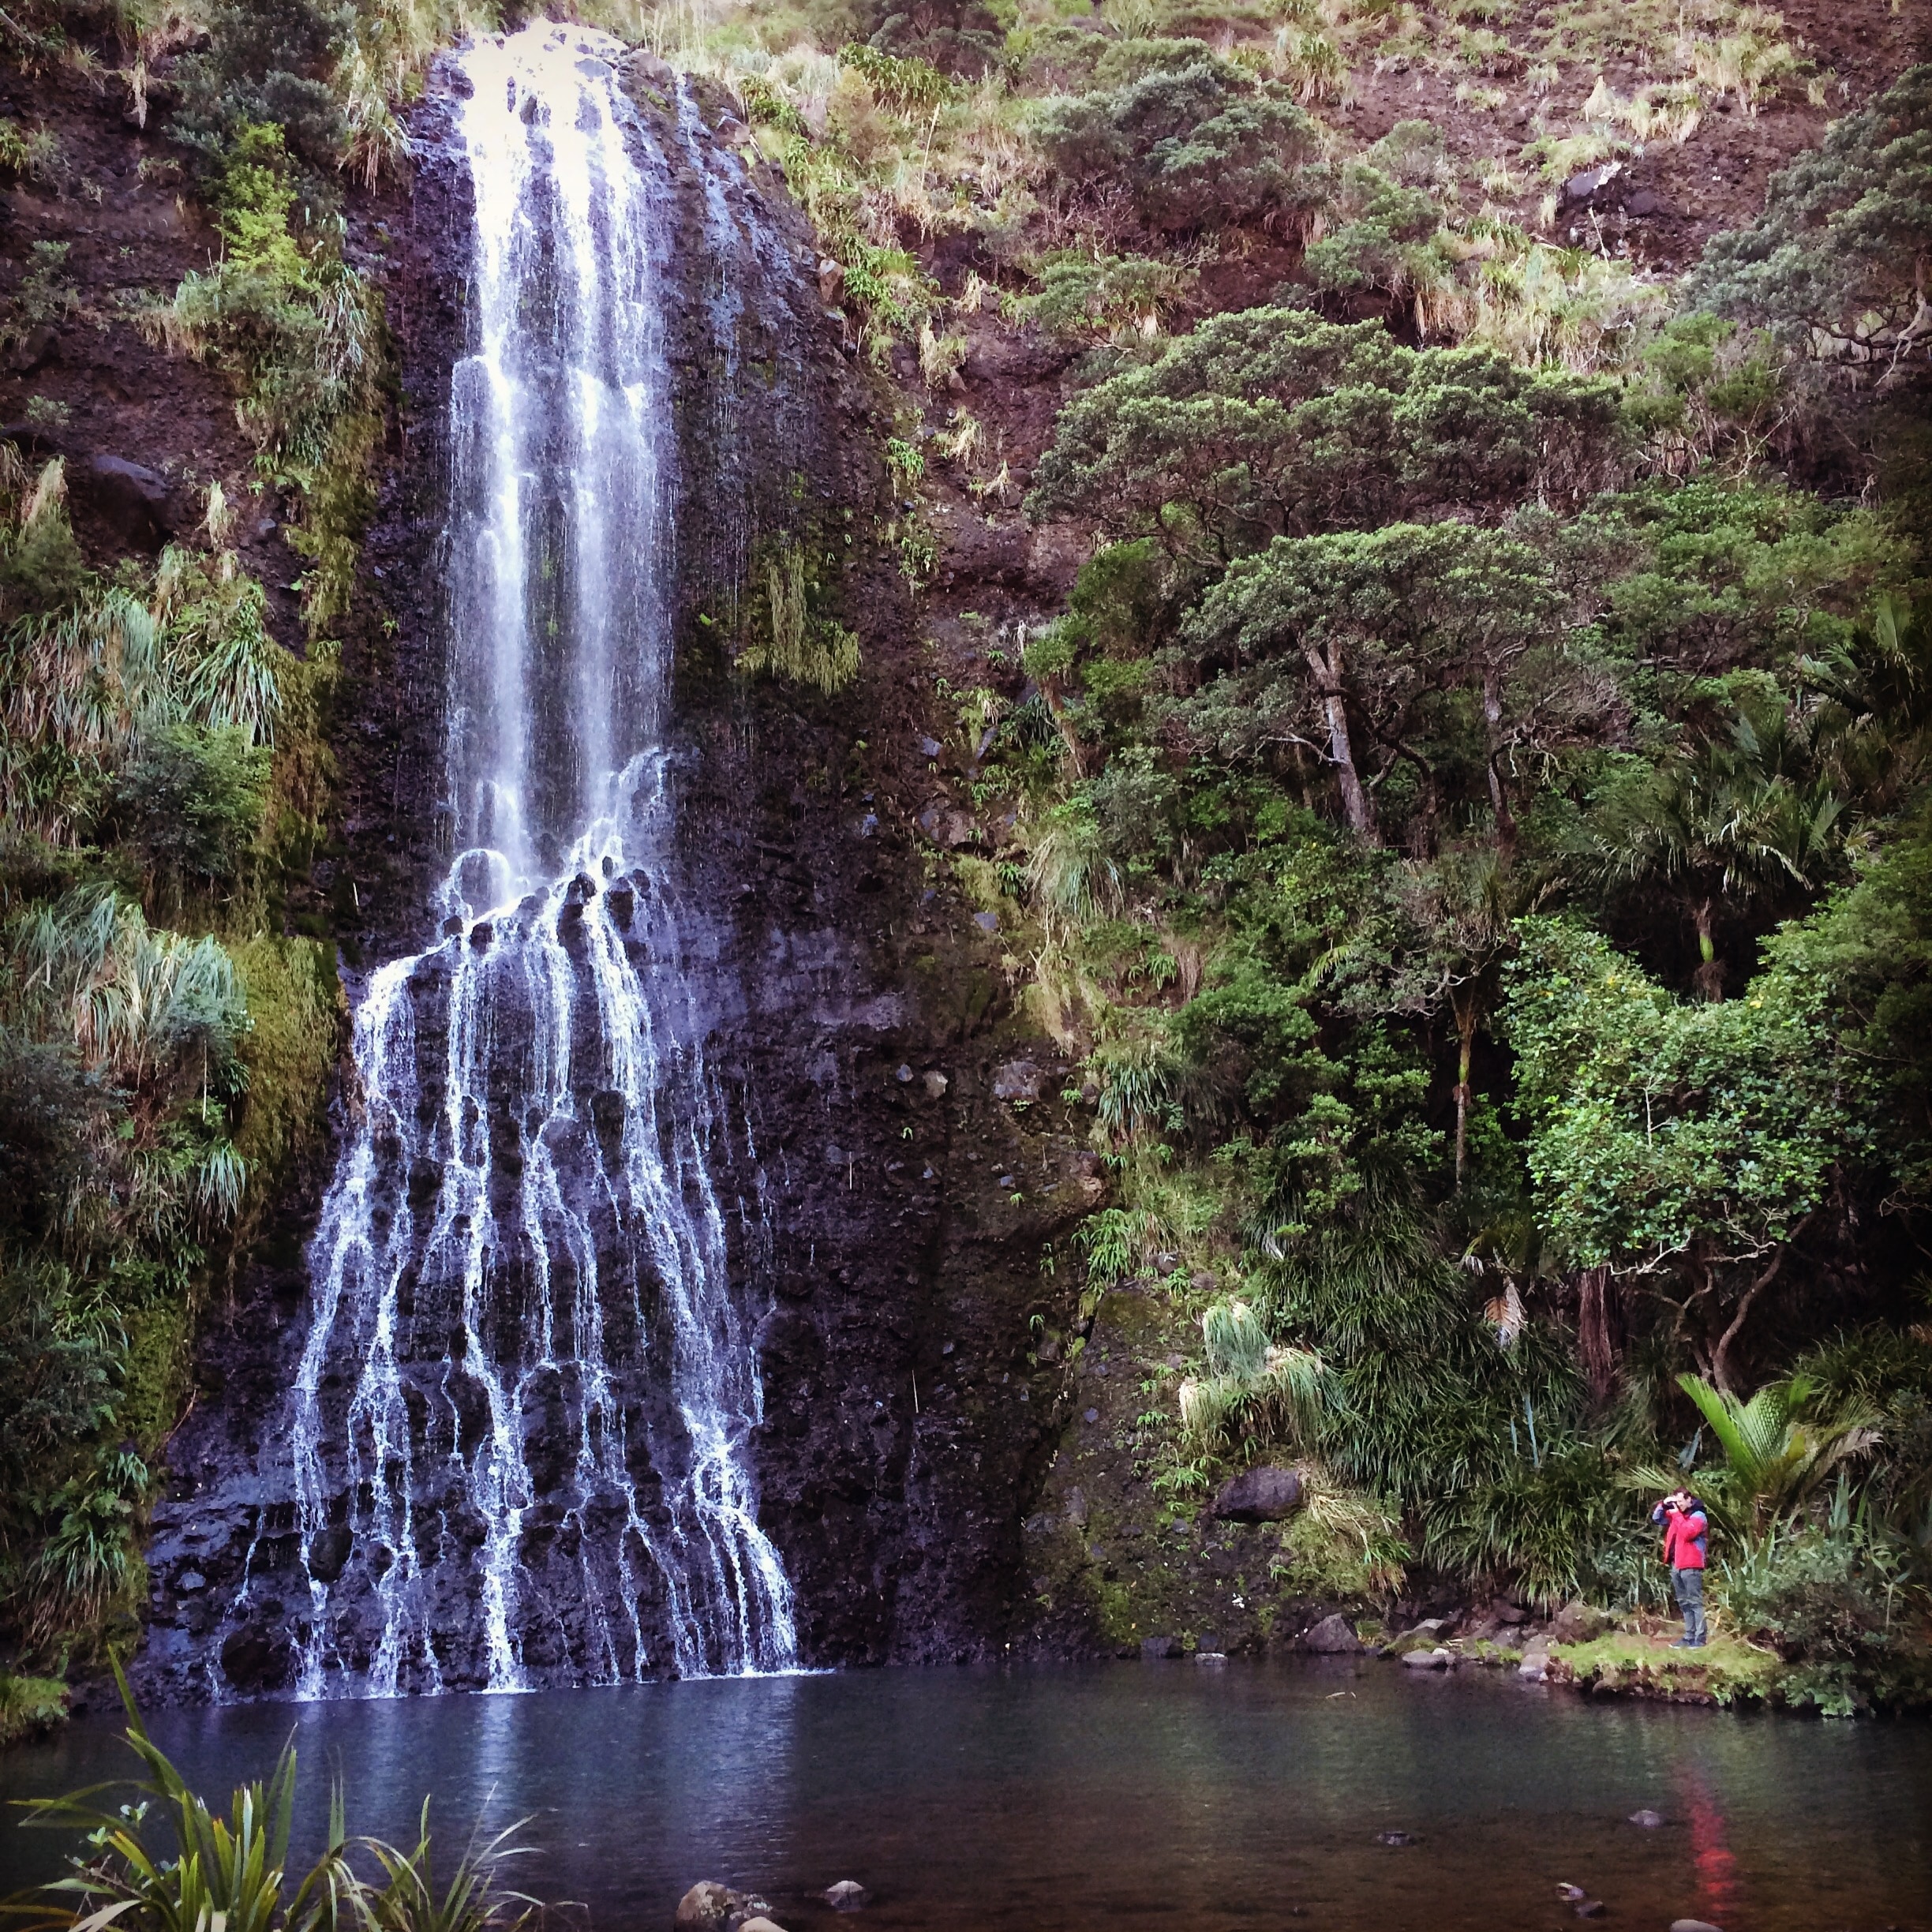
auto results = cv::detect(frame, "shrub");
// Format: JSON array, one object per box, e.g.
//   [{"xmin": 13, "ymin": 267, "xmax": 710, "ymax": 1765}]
[
  {"xmin": 111, "ymin": 721, "xmax": 271, "ymax": 908},
  {"xmin": 1686, "ymin": 63, "xmax": 1932, "ymax": 391},
  {"xmin": 0, "ymin": 1672, "xmax": 66, "ymax": 1747},
  {"xmin": 737, "ymin": 541, "xmax": 861, "ymax": 695},
  {"xmin": 144, "ymin": 124, "xmax": 381, "ymax": 482},
  {"xmin": 1032, "ymin": 49, "xmax": 1321, "ymax": 234},
  {"xmin": 170, "ymin": 0, "xmax": 356, "ymax": 170},
  {"xmin": 1012, "ymin": 250, "xmax": 1196, "ymax": 341},
  {"xmin": 1026, "ymin": 308, "xmax": 1627, "ymax": 559}
]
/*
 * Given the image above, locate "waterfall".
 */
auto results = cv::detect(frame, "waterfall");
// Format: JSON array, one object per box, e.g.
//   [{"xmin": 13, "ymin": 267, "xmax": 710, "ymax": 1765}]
[{"xmin": 222, "ymin": 23, "xmax": 798, "ymax": 1698}]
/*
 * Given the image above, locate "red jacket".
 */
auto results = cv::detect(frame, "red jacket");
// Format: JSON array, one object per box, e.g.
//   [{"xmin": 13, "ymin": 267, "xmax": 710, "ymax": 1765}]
[{"xmin": 1657, "ymin": 1504, "xmax": 1708, "ymax": 1570}]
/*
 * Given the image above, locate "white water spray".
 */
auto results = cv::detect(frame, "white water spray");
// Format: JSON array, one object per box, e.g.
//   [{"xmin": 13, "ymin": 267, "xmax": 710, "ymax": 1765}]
[{"xmin": 226, "ymin": 23, "xmax": 797, "ymax": 1698}]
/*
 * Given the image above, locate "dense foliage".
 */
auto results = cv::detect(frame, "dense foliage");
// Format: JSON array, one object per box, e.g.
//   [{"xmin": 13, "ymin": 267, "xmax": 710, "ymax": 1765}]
[
  {"xmin": 947, "ymin": 47, "xmax": 1930, "ymax": 1692},
  {"xmin": 0, "ymin": 0, "xmax": 401, "ymax": 1681}
]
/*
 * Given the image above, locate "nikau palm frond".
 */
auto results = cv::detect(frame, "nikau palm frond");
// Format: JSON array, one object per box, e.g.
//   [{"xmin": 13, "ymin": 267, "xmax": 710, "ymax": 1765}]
[{"xmin": 1669, "ymin": 1370, "xmax": 1881, "ymax": 1534}]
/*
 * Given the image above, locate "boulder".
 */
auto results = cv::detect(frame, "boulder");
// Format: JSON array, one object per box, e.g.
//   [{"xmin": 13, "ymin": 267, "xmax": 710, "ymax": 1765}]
[
  {"xmin": 1140, "ymin": 1633, "xmax": 1181, "ymax": 1659},
  {"xmin": 623, "ymin": 51, "xmax": 674, "ymax": 87},
  {"xmin": 992, "ymin": 1060, "xmax": 1043, "ymax": 1102},
  {"xmin": 78, "ymin": 452, "xmax": 177, "ymax": 546},
  {"xmin": 818, "ymin": 257, "xmax": 847, "ymax": 306},
  {"xmin": 306, "ymin": 1522, "xmax": 352, "ymax": 1585},
  {"xmin": 1213, "ymin": 1465, "xmax": 1304, "ymax": 1523},
  {"xmin": 1560, "ymin": 159, "xmax": 1623, "ymax": 205},
  {"xmin": 1627, "ymin": 1808, "xmax": 1665, "ymax": 1829},
  {"xmin": 1301, "ymin": 1613, "xmax": 1361, "ymax": 1654},
  {"xmin": 1403, "ymin": 1617, "xmax": 1450, "ymax": 1640},
  {"xmin": 674, "ymin": 1883, "xmax": 774, "ymax": 1932},
  {"xmin": 821, "ymin": 1881, "xmax": 869, "ymax": 1911},
  {"xmin": 1552, "ymin": 1601, "xmax": 1610, "ymax": 1644},
  {"xmin": 1402, "ymin": 1646, "xmax": 1452, "ymax": 1670}
]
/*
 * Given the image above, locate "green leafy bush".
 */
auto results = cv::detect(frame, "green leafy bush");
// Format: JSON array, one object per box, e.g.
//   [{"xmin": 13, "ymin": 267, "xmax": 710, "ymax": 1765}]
[
  {"xmin": 1033, "ymin": 47, "xmax": 1321, "ymax": 234},
  {"xmin": 1687, "ymin": 63, "xmax": 1932, "ymax": 390},
  {"xmin": 1026, "ymin": 308, "xmax": 1627, "ymax": 558},
  {"xmin": 22, "ymin": 1668, "xmax": 545, "ymax": 1932},
  {"xmin": 171, "ymin": 0, "xmax": 357, "ymax": 170},
  {"xmin": 110, "ymin": 721, "xmax": 271, "ymax": 908}
]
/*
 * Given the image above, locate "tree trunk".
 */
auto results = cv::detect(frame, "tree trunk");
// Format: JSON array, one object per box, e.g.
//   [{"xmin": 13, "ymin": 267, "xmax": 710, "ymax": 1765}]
[
  {"xmin": 1452, "ymin": 990, "xmax": 1477, "ymax": 1190},
  {"xmin": 1711, "ymin": 1230, "xmax": 1806, "ymax": 1395},
  {"xmin": 1306, "ymin": 642, "xmax": 1375, "ymax": 838},
  {"xmin": 1482, "ymin": 665, "xmax": 1517, "ymax": 862},
  {"xmin": 1691, "ymin": 898, "xmax": 1724, "ymax": 1001},
  {"xmin": 1576, "ymin": 1265, "xmax": 1620, "ymax": 1405}
]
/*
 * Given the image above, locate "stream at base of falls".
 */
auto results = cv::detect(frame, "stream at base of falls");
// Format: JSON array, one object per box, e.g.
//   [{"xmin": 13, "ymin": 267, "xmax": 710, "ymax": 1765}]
[{"xmin": 4, "ymin": 1663, "xmax": 1927, "ymax": 1932}]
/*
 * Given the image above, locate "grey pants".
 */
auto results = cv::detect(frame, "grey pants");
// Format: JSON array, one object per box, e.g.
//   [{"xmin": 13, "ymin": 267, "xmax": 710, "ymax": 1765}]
[{"xmin": 1672, "ymin": 1565, "xmax": 1707, "ymax": 1644}]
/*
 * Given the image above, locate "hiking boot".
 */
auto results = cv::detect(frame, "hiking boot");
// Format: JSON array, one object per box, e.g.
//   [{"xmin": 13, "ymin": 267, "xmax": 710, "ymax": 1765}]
[{"xmin": 1668, "ymin": 1638, "xmax": 1695, "ymax": 1648}]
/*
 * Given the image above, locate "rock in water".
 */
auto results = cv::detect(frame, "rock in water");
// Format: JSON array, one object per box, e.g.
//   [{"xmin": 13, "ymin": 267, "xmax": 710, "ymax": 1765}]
[
  {"xmin": 822, "ymin": 1881, "xmax": 869, "ymax": 1911},
  {"xmin": 1140, "ymin": 1633, "xmax": 1181, "ymax": 1659},
  {"xmin": 1375, "ymin": 1831, "xmax": 1419, "ymax": 1847},
  {"xmin": 1402, "ymin": 1647, "xmax": 1453, "ymax": 1669},
  {"xmin": 1627, "ymin": 1808, "xmax": 1665, "ymax": 1828},
  {"xmin": 674, "ymin": 1882, "xmax": 777, "ymax": 1931},
  {"xmin": 1668, "ymin": 1922, "xmax": 1723, "ymax": 1932},
  {"xmin": 1573, "ymin": 1902, "xmax": 1607, "ymax": 1919},
  {"xmin": 1213, "ymin": 1464, "xmax": 1304, "ymax": 1522},
  {"xmin": 1301, "ymin": 1613, "xmax": 1362, "ymax": 1653}
]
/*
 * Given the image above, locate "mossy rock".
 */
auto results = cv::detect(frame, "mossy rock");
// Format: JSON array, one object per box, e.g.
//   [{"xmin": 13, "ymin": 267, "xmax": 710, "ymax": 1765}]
[
  {"xmin": 0, "ymin": 1674, "xmax": 69, "ymax": 1748},
  {"xmin": 1550, "ymin": 1627, "xmax": 1782, "ymax": 1705}
]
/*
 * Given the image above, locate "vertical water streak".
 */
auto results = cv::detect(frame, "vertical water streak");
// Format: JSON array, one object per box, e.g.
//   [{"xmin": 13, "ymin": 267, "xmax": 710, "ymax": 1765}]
[{"xmin": 223, "ymin": 22, "xmax": 797, "ymax": 1699}]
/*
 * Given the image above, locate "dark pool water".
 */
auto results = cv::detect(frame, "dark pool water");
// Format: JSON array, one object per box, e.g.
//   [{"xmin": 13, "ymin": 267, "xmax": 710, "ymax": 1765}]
[{"xmin": 3, "ymin": 1661, "xmax": 1927, "ymax": 1932}]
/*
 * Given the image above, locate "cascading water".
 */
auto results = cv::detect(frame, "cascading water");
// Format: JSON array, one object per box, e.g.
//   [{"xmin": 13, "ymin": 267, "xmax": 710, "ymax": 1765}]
[{"xmin": 219, "ymin": 23, "xmax": 799, "ymax": 1697}]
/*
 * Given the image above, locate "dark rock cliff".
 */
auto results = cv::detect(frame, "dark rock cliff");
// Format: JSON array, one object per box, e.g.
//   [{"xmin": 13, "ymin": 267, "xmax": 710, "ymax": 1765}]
[{"xmin": 137, "ymin": 54, "xmax": 1100, "ymax": 1697}]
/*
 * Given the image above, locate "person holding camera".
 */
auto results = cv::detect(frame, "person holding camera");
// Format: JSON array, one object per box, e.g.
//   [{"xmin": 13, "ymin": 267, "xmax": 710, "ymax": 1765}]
[{"xmin": 1651, "ymin": 1488, "xmax": 1709, "ymax": 1647}]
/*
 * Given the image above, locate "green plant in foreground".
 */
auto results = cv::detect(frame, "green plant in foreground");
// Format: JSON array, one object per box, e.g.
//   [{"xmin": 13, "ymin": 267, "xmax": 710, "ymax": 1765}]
[{"xmin": 13, "ymin": 1664, "xmax": 541, "ymax": 1932}]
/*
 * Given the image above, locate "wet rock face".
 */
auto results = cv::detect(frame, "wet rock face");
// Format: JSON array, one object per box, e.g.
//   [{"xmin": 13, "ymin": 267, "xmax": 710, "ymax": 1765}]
[{"xmin": 139, "ymin": 54, "xmax": 1087, "ymax": 1699}]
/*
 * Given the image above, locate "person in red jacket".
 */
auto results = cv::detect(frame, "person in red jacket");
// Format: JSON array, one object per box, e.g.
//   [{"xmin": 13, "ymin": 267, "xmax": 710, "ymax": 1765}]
[{"xmin": 1652, "ymin": 1488, "xmax": 1709, "ymax": 1646}]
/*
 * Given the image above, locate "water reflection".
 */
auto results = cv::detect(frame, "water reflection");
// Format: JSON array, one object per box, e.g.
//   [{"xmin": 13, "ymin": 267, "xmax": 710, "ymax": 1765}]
[{"xmin": 3, "ymin": 1664, "xmax": 1926, "ymax": 1932}]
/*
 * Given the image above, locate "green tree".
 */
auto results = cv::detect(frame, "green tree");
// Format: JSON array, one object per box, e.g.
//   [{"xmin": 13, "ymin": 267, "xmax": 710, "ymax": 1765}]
[
  {"xmin": 1503, "ymin": 918, "xmax": 1851, "ymax": 1391},
  {"xmin": 1664, "ymin": 1371, "xmax": 1881, "ymax": 1536},
  {"xmin": 1686, "ymin": 65, "xmax": 1932, "ymax": 392},
  {"xmin": 1762, "ymin": 801, "xmax": 1932, "ymax": 1204},
  {"xmin": 172, "ymin": 0, "xmax": 357, "ymax": 170},
  {"xmin": 112, "ymin": 721, "xmax": 271, "ymax": 911},
  {"xmin": 1178, "ymin": 522, "xmax": 1572, "ymax": 841},
  {"xmin": 1026, "ymin": 309, "xmax": 1625, "ymax": 561},
  {"xmin": 1032, "ymin": 45, "xmax": 1322, "ymax": 235}
]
